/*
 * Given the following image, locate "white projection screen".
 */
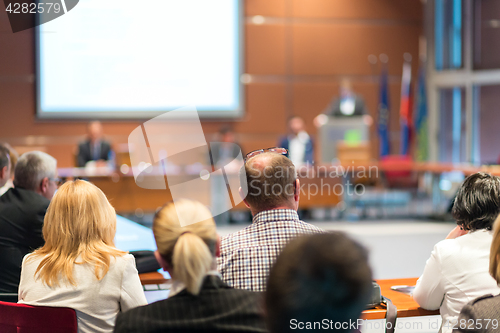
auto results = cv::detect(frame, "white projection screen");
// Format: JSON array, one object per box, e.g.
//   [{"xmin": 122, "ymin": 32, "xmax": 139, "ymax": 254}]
[{"xmin": 36, "ymin": 0, "xmax": 243, "ymax": 119}]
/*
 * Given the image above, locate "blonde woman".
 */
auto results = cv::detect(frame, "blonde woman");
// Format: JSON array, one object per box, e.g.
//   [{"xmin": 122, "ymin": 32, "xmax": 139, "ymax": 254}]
[
  {"xmin": 454, "ymin": 214, "xmax": 500, "ymax": 333},
  {"xmin": 114, "ymin": 199, "xmax": 266, "ymax": 333},
  {"xmin": 18, "ymin": 180, "xmax": 147, "ymax": 333}
]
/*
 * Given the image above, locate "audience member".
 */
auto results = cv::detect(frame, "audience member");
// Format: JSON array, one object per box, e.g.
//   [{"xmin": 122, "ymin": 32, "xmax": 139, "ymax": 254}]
[
  {"xmin": 217, "ymin": 150, "xmax": 322, "ymax": 291},
  {"xmin": 77, "ymin": 121, "xmax": 113, "ymax": 167},
  {"xmin": 0, "ymin": 143, "xmax": 18, "ymax": 195},
  {"xmin": 278, "ymin": 116, "xmax": 314, "ymax": 167},
  {"xmin": 453, "ymin": 214, "xmax": 500, "ymax": 333},
  {"xmin": 0, "ymin": 144, "xmax": 10, "ymax": 189},
  {"xmin": 18, "ymin": 180, "xmax": 147, "ymax": 333},
  {"xmin": 114, "ymin": 200, "xmax": 267, "ymax": 333},
  {"xmin": 266, "ymin": 232, "xmax": 373, "ymax": 333},
  {"xmin": 0, "ymin": 151, "xmax": 58, "ymax": 293},
  {"xmin": 413, "ymin": 172, "xmax": 500, "ymax": 333}
]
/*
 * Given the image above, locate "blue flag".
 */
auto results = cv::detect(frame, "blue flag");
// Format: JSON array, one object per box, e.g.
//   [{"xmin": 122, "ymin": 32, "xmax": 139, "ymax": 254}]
[
  {"xmin": 378, "ymin": 66, "xmax": 390, "ymax": 157},
  {"xmin": 414, "ymin": 64, "xmax": 428, "ymax": 161}
]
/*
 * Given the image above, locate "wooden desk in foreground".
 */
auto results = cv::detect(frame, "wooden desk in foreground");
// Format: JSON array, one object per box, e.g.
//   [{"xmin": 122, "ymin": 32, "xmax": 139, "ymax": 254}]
[
  {"xmin": 139, "ymin": 272, "xmax": 169, "ymax": 285},
  {"xmin": 362, "ymin": 278, "xmax": 439, "ymax": 320},
  {"xmin": 138, "ymin": 274, "xmax": 439, "ymax": 320}
]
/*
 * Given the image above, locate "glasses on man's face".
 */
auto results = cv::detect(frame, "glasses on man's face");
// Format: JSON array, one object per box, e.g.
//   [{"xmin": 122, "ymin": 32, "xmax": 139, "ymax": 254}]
[
  {"xmin": 245, "ymin": 147, "xmax": 288, "ymax": 162},
  {"xmin": 49, "ymin": 177, "xmax": 63, "ymax": 187}
]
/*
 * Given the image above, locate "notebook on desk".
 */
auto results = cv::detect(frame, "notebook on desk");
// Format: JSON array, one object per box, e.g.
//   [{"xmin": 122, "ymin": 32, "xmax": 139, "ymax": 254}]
[{"xmin": 391, "ymin": 285, "xmax": 415, "ymax": 295}]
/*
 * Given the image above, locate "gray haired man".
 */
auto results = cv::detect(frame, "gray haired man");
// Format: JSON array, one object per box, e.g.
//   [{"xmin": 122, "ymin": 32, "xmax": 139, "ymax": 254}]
[{"xmin": 0, "ymin": 151, "xmax": 58, "ymax": 293}]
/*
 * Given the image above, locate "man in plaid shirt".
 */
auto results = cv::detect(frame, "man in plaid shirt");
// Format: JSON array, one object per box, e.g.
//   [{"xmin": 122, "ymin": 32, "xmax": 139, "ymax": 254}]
[{"xmin": 217, "ymin": 150, "xmax": 323, "ymax": 292}]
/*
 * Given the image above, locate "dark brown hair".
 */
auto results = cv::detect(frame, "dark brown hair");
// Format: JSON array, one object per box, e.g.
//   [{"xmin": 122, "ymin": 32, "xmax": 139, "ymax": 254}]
[
  {"xmin": 452, "ymin": 172, "xmax": 500, "ymax": 231},
  {"xmin": 266, "ymin": 232, "xmax": 372, "ymax": 333}
]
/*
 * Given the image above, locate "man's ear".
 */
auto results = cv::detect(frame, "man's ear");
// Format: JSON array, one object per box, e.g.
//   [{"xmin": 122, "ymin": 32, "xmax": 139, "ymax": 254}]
[
  {"xmin": 215, "ymin": 235, "xmax": 221, "ymax": 257},
  {"xmin": 154, "ymin": 250, "xmax": 171, "ymax": 273},
  {"xmin": 239, "ymin": 187, "xmax": 250, "ymax": 208},
  {"xmin": 39, "ymin": 177, "xmax": 49, "ymax": 195},
  {"xmin": 294, "ymin": 178, "xmax": 300, "ymax": 202},
  {"xmin": 0, "ymin": 165, "xmax": 7, "ymax": 180}
]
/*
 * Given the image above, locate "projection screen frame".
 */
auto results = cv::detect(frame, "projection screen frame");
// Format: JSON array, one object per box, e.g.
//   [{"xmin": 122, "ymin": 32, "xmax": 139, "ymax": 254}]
[{"xmin": 35, "ymin": 0, "xmax": 245, "ymax": 120}]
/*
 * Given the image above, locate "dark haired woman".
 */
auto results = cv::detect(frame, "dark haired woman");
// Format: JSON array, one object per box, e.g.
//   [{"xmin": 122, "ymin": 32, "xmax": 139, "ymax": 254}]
[{"xmin": 413, "ymin": 172, "xmax": 500, "ymax": 333}]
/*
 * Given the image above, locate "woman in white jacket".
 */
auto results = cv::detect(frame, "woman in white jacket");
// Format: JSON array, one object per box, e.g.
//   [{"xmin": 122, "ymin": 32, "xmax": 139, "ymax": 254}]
[
  {"xmin": 18, "ymin": 180, "xmax": 147, "ymax": 333},
  {"xmin": 413, "ymin": 172, "xmax": 500, "ymax": 333}
]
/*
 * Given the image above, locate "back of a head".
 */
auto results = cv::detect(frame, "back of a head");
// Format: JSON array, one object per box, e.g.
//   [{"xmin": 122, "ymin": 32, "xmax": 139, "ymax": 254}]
[
  {"xmin": 266, "ymin": 232, "xmax": 372, "ymax": 333},
  {"xmin": 35, "ymin": 179, "xmax": 123, "ymax": 286},
  {"xmin": 452, "ymin": 172, "xmax": 500, "ymax": 231},
  {"xmin": 241, "ymin": 152, "xmax": 296, "ymax": 211},
  {"xmin": 153, "ymin": 200, "xmax": 218, "ymax": 295},
  {"xmin": 14, "ymin": 151, "xmax": 57, "ymax": 191}
]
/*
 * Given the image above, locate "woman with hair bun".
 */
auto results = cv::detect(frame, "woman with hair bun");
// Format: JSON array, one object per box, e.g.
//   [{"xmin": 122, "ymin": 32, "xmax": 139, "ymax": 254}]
[
  {"xmin": 114, "ymin": 199, "xmax": 266, "ymax": 333},
  {"xmin": 18, "ymin": 180, "xmax": 147, "ymax": 333}
]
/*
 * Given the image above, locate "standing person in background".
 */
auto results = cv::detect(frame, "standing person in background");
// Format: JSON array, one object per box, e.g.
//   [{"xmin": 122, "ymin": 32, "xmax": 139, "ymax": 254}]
[
  {"xmin": 323, "ymin": 79, "xmax": 367, "ymax": 117},
  {"xmin": 0, "ymin": 143, "xmax": 18, "ymax": 196},
  {"xmin": 18, "ymin": 180, "xmax": 147, "ymax": 333},
  {"xmin": 77, "ymin": 121, "xmax": 113, "ymax": 167},
  {"xmin": 0, "ymin": 151, "xmax": 58, "ymax": 293},
  {"xmin": 278, "ymin": 116, "xmax": 314, "ymax": 168},
  {"xmin": 209, "ymin": 126, "xmax": 241, "ymax": 168},
  {"xmin": 114, "ymin": 200, "xmax": 267, "ymax": 333},
  {"xmin": 413, "ymin": 172, "xmax": 500, "ymax": 333},
  {"xmin": 313, "ymin": 79, "xmax": 372, "ymax": 129},
  {"xmin": 0, "ymin": 144, "xmax": 11, "ymax": 189}
]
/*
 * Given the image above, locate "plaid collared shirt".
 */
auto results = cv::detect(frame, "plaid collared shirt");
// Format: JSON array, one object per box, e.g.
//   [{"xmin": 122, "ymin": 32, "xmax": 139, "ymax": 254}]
[{"xmin": 217, "ymin": 209, "xmax": 323, "ymax": 292}]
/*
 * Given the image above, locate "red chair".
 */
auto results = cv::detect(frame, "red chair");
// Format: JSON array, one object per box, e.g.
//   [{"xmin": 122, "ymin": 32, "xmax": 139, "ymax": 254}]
[
  {"xmin": 0, "ymin": 301, "xmax": 77, "ymax": 333},
  {"xmin": 379, "ymin": 155, "xmax": 418, "ymax": 188}
]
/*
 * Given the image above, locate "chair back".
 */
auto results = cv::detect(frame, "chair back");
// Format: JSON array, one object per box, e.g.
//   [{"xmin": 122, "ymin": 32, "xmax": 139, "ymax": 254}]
[
  {"xmin": 0, "ymin": 293, "xmax": 18, "ymax": 303},
  {"xmin": 0, "ymin": 301, "xmax": 77, "ymax": 333},
  {"xmin": 380, "ymin": 155, "xmax": 417, "ymax": 188}
]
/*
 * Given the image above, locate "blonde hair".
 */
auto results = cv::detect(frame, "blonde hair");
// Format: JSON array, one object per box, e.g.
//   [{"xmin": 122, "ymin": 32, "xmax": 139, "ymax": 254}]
[
  {"xmin": 490, "ymin": 214, "xmax": 500, "ymax": 283},
  {"xmin": 29, "ymin": 180, "xmax": 126, "ymax": 287},
  {"xmin": 153, "ymin": 200, "xmax": 217, "ymax": 295}
]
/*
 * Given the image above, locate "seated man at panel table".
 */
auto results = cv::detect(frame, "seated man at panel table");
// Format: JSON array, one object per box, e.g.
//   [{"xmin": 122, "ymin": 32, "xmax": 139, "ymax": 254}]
[
  {"xmin": 0, "ymin": 151, "xmax": 58, "ymax": 293},
  {"xmin": 217, "ymin": 149, "xmax": 323, "ymax": 292},
  {"xmin": 0, "ymin": 144, "xmax": 11, "ymax": 189},
  {"xmin": 77, "ymin": 120, "xmax": 113, "ymax": 167},
  {"xmin": 266, "ymin": 232, "xmax": 373, "ymax": 333}
]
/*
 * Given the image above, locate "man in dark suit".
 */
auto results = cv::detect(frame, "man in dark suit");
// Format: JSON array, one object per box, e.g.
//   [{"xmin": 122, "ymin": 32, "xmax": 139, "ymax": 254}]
[
  {"xmin": 77, "ymin": 121, "xmax": 112, "ymax": 167},
  {"xmin": 324, "ymin": 79, "xmax": 367, "ymax": 117},
  {"xmin": 0, "ymin": 151, "xmax": 58, "ymax": 293}
]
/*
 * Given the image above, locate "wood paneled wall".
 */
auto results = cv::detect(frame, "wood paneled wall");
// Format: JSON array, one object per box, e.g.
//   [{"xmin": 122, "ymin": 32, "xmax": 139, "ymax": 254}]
[{"xmin": 0, "ymin": 0, "xmax": 423, "ymax": 167}]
